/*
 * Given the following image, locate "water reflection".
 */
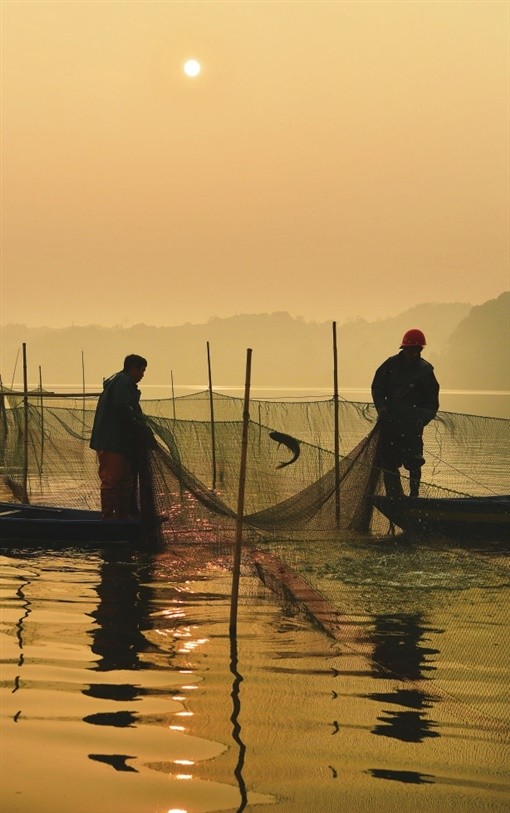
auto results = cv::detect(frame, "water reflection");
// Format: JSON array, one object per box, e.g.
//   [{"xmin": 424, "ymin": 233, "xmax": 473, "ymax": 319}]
[
  {"xmin": 229, "ymin": 635, "xmax": 248, "ymax": 812},
  {"xmin": 366, "ymin": 613, "xmax": 441, "ymax": 744},
  {"xmin": 84, "ymin": 710, "xmax": 138, "ymax": 727},
  {"xmin": 372, "ymin": 708, "xmax": 439, "ymax": 743},
  {"xmin": 370, "ymin": 613, "xmax": 440, "ymax": 681},
  {"xmin": 87, "ymin": 549, "xmax": 155, "ymax": 675},
  {"xmin": 12, "ymin": 575, "xmax": 31, "ymax": 697},
  {"xmin": 88, "ymin": 753, "xmax": 138, "ymax": 772},
  {"xmin": 83, "ymin": 549, "xmax": 155, "ymax": 768},
  {"xmin": 369, "ymin": 768, "xmax": 435, "ymax": 785},
  {"xmin": 81, "ymin": 546, "xmax": 249, "ymax": 809}
]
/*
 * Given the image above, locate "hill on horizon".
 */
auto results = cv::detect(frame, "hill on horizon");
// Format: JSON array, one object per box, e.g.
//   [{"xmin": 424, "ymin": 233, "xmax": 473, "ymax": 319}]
[{"xmin": 1, "ymin": 295, "xmax": 508, "ymax": 392}]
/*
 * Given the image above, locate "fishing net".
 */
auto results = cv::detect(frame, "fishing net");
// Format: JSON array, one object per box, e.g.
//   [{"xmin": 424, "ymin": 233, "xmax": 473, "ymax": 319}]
[
  {"xmin": 3, "ymin": 387, "xmax": 509, "ymax": 743},
  {"xmin": 1, "ymin": 389, "xmax": 509, "ymax": 548}
]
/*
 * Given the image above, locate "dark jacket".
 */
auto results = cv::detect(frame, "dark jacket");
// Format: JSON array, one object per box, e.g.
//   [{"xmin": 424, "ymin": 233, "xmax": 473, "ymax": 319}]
[
  {"xmin": 371, "ymin": 352, "xmax": 440, "ymax": 426},
  {"xmin": 90, "ymin": 371, "xmax": 145, "ymax": 457}
]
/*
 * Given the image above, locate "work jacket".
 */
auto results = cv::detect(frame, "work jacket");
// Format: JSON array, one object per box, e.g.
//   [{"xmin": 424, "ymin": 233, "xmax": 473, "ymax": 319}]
[
  {"xmin": 90, "ymin": 371, "xmax": 145, "ymax": 458},
  {"xmin": 371, "ymin": 352, "xmax": 440, "ymax": 427}
]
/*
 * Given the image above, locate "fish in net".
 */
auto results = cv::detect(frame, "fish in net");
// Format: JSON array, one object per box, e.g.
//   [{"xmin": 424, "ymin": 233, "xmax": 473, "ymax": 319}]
[{"xmin": 1, "ymin": 389, "xmax": 508, "ymax": 547}]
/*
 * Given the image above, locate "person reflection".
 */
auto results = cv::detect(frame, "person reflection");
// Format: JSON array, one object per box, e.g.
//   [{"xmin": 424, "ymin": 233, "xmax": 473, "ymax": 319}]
[
  {"xmin": 366, "ymin": 613, "xmax": 441, "ymax": 743},
  {"xmin": 87, "ymin": 550, "xmax": 155, "ymax": 676},
  {"xmin": 83, "ymin": 549, "xmax": 155, "ymax": 771}
]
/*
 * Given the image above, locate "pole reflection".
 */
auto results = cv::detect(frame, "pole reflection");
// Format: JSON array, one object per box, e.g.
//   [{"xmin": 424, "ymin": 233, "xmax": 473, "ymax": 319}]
[
  {"xmin": 82, "ymin": 545, "xmax": 249, "ymax": 811},
  {"xmin": 229, "ymin": 634, "xmax": 248, "ymax": 812},
  {"xmin": 11, "ymin": 573, "xmax": 32, "ymax": 714}
]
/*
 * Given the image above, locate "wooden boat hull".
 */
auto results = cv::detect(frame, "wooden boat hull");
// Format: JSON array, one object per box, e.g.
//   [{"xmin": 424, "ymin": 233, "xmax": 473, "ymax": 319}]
[
  {"xmin": 0, "ymin": 502, "xmax": 141, "ymax": 545},
  {"xmin": 373, "ymin": 494, "xmax": 510, "ymax": 541}
]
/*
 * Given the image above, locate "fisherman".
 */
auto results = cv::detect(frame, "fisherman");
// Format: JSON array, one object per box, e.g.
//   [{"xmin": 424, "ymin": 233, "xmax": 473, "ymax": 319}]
[
  {"xmin": 371, "ymin": 329, "xmax": 439, "ymax": 498},
  {"xmin": 90, "ymin": 354, "xmax": 150, "ymax": 520}
]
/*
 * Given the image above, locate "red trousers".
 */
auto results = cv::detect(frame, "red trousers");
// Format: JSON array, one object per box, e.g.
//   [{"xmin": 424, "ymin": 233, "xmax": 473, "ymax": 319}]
[{"xmin": 97, "ymin": 450, "xmax": 135, "ymax": 520}]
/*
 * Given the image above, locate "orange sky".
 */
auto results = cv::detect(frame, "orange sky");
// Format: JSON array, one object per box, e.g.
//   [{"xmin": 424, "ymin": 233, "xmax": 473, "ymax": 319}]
[{"xmin": 1, "ymin": 0, "xmax": 509, "ymax": 327}]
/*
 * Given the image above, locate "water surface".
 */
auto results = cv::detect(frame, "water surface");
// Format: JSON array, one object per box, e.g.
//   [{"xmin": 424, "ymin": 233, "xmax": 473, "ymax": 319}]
[{"xmin": 1, "ymin": 535, "xmax": 509, "ymax": 813}]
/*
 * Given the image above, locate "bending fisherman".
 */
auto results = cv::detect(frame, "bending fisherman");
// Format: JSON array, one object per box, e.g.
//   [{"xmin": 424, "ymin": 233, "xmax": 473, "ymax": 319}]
[{"xmin": 90, "ymin": 354, "xmax": 150, "ymax": 520}]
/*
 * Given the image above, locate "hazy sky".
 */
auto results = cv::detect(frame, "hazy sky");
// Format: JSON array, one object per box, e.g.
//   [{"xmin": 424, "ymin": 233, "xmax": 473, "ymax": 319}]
[{"xmin": 1, "ymin": 0, "xmax": 509, "ymax": 328}]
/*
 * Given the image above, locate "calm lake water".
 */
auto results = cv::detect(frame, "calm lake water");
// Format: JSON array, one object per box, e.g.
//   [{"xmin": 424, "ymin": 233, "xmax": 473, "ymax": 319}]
[
  {"xmin": 1, "ymin": 535, "xmax": 509, "ymax": 813},
  {"xmin": 1, "ymin": 390, "xmax": 509, "ymax": 812},
  {"xmin": 39, "ymin": 386, "xmax": 510, "ymax": 419}
]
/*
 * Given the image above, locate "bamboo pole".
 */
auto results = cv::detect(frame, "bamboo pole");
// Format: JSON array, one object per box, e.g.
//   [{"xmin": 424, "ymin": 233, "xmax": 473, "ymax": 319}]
[
  {"xmin": 81, "ymin": 350, "xmax": 86, "ymax": 431},
  {"xmin": 39, "ymin": 365, "xmax": 45, "ymax": 465},
  {"xmin": 0, "ymin": 375, "xmax": 7, "ymax": 432},
  {"xmin": 206, "ymin": 341, "xmax": 217, "ymax": 490},
  {"xmin": 0, "ymin": 375, "xmax": 7, "ymax": 466},
  {"xmin": 332, "ymin": 322, "xmax": 340, "ymax": 528},
  {"xmin": 229, "ymin": 348, "xmax": 252, "ymax": 637},
  {"xmin": 170, "ymin": 370, "xmax": 176, "ymax": 421},
  {"xmin": 0, "ymin": 390, "xmax": 102, "ymax": 399},
  {"xmin": 22, "ymin": 343, "xmax": 29, "ymax": 503},
  {"xmin": 10, "ymin": 347, "xmax": 20, "ymax": 390}
]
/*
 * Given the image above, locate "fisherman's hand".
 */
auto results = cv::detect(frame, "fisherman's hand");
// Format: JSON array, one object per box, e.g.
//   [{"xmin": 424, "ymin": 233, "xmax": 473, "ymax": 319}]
[
  {"xmin": 144, "ymin": 426, "xmax": 158, "ymax": 449},
  {"xmin": 135, "ymin": 422, "xmax": 158, "ymax": 448}
]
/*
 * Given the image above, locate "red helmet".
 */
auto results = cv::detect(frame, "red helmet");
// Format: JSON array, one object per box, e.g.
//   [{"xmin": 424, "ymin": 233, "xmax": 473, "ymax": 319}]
[{"xmin": 400, "ymin": 329, "xmax": 426, "ymax": 348}]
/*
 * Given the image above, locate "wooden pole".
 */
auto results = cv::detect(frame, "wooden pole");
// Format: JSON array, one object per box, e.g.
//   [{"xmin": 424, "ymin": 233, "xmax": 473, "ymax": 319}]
[
  {"xmin": 39, "ymin": 365, "xmax": 45, "ymax": 465},
  {"xmin": 0, "ymin": 375, "xmax": 7, "ymax": 465},
  {"xmin": 81, "ymin": 350, "xmax": 86, "ymax": 431},
  {"xmin": 170, "ymin": 370, "xmax": 176, "ymax": 421},
  {"xmin": 22, "ymin": 343, "xmax": 29, "ymax": 503},
  {"xmin": 10, "ymin": 347, "xmax": 20, "ymax": 390},
  {"xmin": 206, "ymin": 341, "xmax": 217, "ymax": 490},
  {"xmin": 332, "ymin": 322, "xmax": 340, "ymax": 528},
  {"xmin": 229, "ymin": 348, "xmax": 252, "ymax": 637}
]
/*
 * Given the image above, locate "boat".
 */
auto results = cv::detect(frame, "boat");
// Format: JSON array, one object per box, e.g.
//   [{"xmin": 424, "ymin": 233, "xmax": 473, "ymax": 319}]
[
  {"xmin": 0, "ymin": 501, "xmax": 141, "ymax": 545},
  {"xmin": 373, "ymin": 494, "xmax": 510, "ymax": 541}
]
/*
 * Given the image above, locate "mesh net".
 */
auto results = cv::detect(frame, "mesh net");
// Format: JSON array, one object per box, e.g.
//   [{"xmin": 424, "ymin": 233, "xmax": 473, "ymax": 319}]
[
  {"xmin": 3, "ymin": 387, "xmax": 509, "ymax": 741},
  {"xmin": 1, "ymin": 389, "xmax": 509, "ymax": 548}
]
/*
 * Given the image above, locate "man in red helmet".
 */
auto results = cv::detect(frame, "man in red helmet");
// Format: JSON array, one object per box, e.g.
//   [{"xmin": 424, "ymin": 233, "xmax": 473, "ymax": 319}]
[{"xmin": 371, "ymin": 329, "xmax": 440, "ymax": 498}]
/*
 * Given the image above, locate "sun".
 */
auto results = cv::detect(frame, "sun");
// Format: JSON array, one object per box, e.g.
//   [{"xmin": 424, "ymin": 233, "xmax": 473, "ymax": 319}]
[{"xmin": 183, "ymin": 59, "xmax": 201, "ymax": 78}]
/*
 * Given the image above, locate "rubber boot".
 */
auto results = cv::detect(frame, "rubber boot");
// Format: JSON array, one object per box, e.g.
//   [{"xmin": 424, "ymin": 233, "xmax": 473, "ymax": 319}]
[
  {"xmin": 128, "ymin": 489, "xmax": 140, "ymax": 517},
  {"xmin": 100, "ymin": 489, "xmax": 117, "ymax": 520},
  {"xmin": 116, "ymin": 489, "xmax": 133, "ymax": 521},
  {"xmin": 383, "ymin": 470, "xmax": 404, "ymax": 498},
  {"xmin": 409, "ymin": 469, "xmax": 421, "ymax": 498}
]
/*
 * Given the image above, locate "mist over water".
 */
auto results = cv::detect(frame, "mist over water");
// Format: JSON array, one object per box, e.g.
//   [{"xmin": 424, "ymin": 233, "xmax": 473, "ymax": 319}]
[
  {"xmin": 132, "ymin": 387, "xmax": 510, "ymax": 420},
  {"xmin": 25, "ymin": 384, "xmax": 509, "ymax": 420}
]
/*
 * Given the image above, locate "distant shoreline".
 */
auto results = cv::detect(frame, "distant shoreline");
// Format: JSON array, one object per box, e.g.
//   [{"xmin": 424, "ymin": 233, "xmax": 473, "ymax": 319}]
[
  {"xmin": 6, "ymin": 384, "xmax": 507, "ymax": 418},
  {"xmin": 11, "ymin": 385, "xmax": 509, "ymax": 396}
]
